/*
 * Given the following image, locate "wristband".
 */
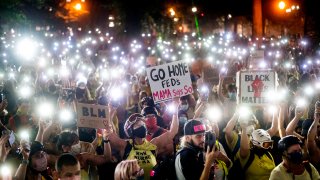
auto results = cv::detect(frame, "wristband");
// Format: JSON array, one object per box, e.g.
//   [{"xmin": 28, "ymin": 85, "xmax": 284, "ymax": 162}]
[
  {"xmin": 21, "ymin": 159, "xmax": 29, "ymax": 165},
  {"xmin": 103, "ymin": 139, "xmax": 110, "ymax": 144}
]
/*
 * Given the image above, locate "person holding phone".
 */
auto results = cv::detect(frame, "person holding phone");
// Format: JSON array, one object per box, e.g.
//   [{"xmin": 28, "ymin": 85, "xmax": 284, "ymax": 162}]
[{"xmin": 175, "ymin": 120, "xmax": 220, "ymax": 180}]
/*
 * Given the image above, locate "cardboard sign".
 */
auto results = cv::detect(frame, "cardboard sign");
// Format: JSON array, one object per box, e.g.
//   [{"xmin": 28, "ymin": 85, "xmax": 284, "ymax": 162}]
[
  {"xmin": 76, "ymin": 103, "xmax": 109, "ymax": 129},
  {"xmin": 146, "ymin": 60, "xmax": 193, "ymax": 103},
  {"xmin": 236, "ymin": 70, "xmax": 277, "ymax": 106}
]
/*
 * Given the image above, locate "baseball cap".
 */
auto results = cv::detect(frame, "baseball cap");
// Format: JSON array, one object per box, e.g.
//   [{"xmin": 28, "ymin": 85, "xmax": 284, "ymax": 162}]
[
  {"xmin": 184, "ymin": 119, "xmax": 206, "ymax": 136},
  {"xmin": 29, "ymin": 141, "xmax": 44, "ymax": 158}
]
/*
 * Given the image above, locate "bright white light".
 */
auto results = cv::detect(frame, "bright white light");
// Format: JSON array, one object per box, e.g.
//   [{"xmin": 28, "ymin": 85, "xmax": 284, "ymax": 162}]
[
  {"xmin": 16, "ymin": 38, "xmax": 38, "ymax": 60},
  {"xmin": 19, "ymin": 129, "xmax": 30, "ymax": 141},
  {"xmin": 296, "ymin": 98, "xmax": 307, "ymax": 107},
  {"xmin": 0, "ymin": 164, "xmax": 12, "ymax": 177},
  {"xmin": 206, "ymin": 106, "xmax": 222, "ymax": 121},
  {"xmin": 167, "ymin": 103, "xmax": 177, "ymax": 113},
  {"xmin": 59, "ymin": 109, "xmax": 73, "ymax": 122},
  {"xmin": 110, "ymin": 87, "xmax": 122, "ymax": 101},
  {"xmin": 19, "ymin": 86, "xmax": 33, "ymax": 98},
  {"xmin": 304, "ymin": 85, "xmax": 314, "ymax": 96},
  {"xmin": 239, "ymin": 106, "xmax": 251, "ymax": 119},
  {"xmin": 37, "ymin": 102, "xmax": 54, "ymax": 118},
  {"xmin": 191, "ymin": 7, "xmax": 197, "ymax": 13},
  {"xmin": 268, "ymin": 105, "xmax": 277, "ymax": 115}
]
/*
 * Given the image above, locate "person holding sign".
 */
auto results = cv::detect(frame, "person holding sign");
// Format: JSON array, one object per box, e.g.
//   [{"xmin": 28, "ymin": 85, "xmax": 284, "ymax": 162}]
[{"xmin": 106, "ymin": 98, "xmax": 180, "ymax": 179}]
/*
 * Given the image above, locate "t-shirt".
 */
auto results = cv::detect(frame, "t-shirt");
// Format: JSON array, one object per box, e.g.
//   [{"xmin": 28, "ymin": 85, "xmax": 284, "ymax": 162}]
[
  {"xmin": 225, "ymin": 131, "xmax": 240, "ymax": 157},
  {"xmin": 126, "ymin": 140, "xmax": 157, "ymax": 179},
  {"xmin": 269, "ymin": 162, "xmax": 320, "ymax": 180},
  {"xmin": 239, "ymin": 151, "xmax": 275, "ymax": 180}
]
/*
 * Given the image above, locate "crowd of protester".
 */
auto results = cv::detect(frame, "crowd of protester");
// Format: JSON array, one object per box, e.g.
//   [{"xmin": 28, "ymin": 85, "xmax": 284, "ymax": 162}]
[{"xmin": 0, "ymin": 29, "xmax": 320, "ymax": 180}]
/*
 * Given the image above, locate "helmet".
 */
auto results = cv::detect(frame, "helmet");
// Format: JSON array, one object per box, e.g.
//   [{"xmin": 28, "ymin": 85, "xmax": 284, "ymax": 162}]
[
  {"xmin": 124, "ymin": 113, "xmax": 143, "ymax": 138},
  {"xmin": 251, "ymin": 129, "xmax": 273, "ymax": 149},
  {"xmin": 278, "ymin": 135, "xmax": 303, "ymax": 154}
]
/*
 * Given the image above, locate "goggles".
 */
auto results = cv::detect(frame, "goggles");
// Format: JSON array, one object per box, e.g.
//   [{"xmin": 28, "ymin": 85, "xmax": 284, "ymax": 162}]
[
  {"xmin": 144, "ymin": 114, "xmax": 156, "ymax": 119},
  {"xmin": 253, "ymin": 140, "xmax": 274, "ymax": 149}
]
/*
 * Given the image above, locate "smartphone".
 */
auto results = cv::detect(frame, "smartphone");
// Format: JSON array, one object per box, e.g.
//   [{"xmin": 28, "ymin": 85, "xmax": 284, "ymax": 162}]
[
  {"xmin": 204, "ymin": 131, "xmax": 216, "ymax": 152},
  {"xmin": 2, "ymin": 130, "xmax": 15, "ymax": 147}
]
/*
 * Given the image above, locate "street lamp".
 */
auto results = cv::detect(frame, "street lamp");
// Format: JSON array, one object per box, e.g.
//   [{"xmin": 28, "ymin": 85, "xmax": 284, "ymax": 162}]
[
  {"xmin": 278, "ymin": 1, "xmax": 286, "ymax": 10},
  {"xmin": 191, "ymin": 6, "xmax": 197, "ymax": 13},
  {"xmin": 74, "ymin": 3, "xmax": 82, "ymax": 11}
]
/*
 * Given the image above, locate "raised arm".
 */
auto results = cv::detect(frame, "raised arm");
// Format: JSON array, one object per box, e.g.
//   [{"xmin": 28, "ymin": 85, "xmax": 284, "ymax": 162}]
[
  {"xmin": 14, "ymin": 141, "xmax": 30, "ymax": 180},
  {"xmin": 267, "ymin": 107, "xmax": 279, "ymax": 137},
  {"xmin": 239, "ymin": 122, "xmax": 250, "ymax": 159},
  {"xmin": 278, "ymin": 104, "xmax": 286, "ymax": 138},
  {"xmin": 35, "ymin": 120, "xmax": 45, "ymax": 144},
  {"xmin": 151, "ymin": 98, "xmax": 179, "ymax": 149},
  {"xmin": 286, "ymin": 107, "xmax": 304, "ymax": 136},
  {"xmin": 193, "ymin": 101, "xmax": 206, "ymax": 119},
  {"xmin": 217, "ymin": 73, "xmax": 226, "ymax": 103},
  {"xmin": 106, "ymin": 105, "xmax": 126, "ymax": 154},
  {"xmin": 225, "ymin": 111, "xmax": 239, "ymax": 144},
  {"xmin": 307, "ymin": 113, "xmax": 320, "ymax": 156}
]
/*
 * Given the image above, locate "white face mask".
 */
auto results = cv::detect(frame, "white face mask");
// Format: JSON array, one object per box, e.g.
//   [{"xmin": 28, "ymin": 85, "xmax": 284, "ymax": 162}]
[
  {"xmin": 71, "ymin": 143, "xmax": 81, "ymax": 154},
  {"xmin": 179, "ymin": 104, "xmax": 189, "ymax": 111}
]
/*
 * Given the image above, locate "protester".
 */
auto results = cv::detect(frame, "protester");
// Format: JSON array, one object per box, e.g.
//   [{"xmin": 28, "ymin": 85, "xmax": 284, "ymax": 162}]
[
  {"xmin": 175, "ymin": 119, "xmax": 227, "ymax": 179},
  {"xmin": 270, "ymin": 135, "xmax": 320, "ymax": 180},
  {"xmin": 114, "ymin": 159, "xmax": 144, "ymax": 180},
  {"xmin": 54, "ymin": 153, "xmax": 81, "ymax": 180}
]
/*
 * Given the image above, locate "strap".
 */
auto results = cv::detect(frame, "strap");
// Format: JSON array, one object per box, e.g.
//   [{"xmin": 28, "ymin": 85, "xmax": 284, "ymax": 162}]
[
  {"xmin": 304, "ymin": 162, "xmax": 313, "ymax": 179},
  {"xmin": 123, "ymin": 141, "xmax": 133, "ymax": 160},
  {"xmin": 232, "ymin": 135, "xmax": 241, "ymax": 158},
  {"xmin": 152, "ymin": 128, "xmax": 164, "ymax": 139},
  {"xmin": 243, "ymin": 150, "xmax": 255, "ymax": 172}
]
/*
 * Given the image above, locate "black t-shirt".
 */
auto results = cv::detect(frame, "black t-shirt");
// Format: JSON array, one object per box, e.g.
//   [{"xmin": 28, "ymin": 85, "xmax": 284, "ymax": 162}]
[{"xmin": 179, "ymin": 147, "xmax": 205, "ymax": 180}]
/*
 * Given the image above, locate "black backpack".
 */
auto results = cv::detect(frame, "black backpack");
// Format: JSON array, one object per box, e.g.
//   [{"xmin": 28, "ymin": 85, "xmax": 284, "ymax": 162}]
[{"xmin": 150, "ymin": 139, "xmax": 183, "ymax": 180}]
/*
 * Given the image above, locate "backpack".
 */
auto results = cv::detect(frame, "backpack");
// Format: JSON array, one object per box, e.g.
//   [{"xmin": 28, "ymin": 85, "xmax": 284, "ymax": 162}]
[
  {"xmin": 228, "ymin": 142, "xmax": 274, "ymax": 180},
  {"xmin": 150, "ymin": 139, "xmax": 180, "ymax": 180}
]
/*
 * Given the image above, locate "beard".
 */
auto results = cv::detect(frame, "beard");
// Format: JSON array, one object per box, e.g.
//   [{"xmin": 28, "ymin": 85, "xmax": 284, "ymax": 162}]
[{"xmin": 190, "ymin": 138, "xmax": 204, "ymax": 151}]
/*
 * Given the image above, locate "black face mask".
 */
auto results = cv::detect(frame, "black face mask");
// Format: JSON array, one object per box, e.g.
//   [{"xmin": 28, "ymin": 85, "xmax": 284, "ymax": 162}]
[
  {"xmin": 48, "ymin": 85, "xmax": 56, "ymax": 92},
  {"xmin": 133, "ymin": 126, "xmax": 147, "ymax": 138},
  {"xmin": 287, "ymin": 151, "xmax": 303, "ymax": 164}
]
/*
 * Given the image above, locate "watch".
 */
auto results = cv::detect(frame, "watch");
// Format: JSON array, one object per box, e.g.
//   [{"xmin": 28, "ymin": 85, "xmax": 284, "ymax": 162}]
[
  {"xmin": 21, "ymin": 159, "xmax": 29, "ymax": 165},
  {"xmin": 103, "ymin": 139, "xmax": 110, "ymax": 144}
]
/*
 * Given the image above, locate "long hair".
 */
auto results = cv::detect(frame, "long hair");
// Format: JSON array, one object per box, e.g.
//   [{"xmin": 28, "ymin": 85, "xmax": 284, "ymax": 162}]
[{"xmin": 114, "ymin": 160, "xmax": 140, "ymax": 180}]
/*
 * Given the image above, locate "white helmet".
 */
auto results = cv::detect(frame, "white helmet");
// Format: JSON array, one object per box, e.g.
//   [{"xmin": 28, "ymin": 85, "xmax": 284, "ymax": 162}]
[{"xmin": 251, "ymin": 129, "xmax": 273, "ymax": 149}]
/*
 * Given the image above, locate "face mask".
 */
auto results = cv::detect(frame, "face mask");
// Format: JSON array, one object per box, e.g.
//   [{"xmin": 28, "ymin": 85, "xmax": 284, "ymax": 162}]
[
  {"xmin": 48, "ymin": 85, "xmax": 56, "ymax": 92},
  {"xmin": 287, "ymin": 151, "xmax": 303, "ymax": 164},
  {"xmin": 179, "ymin": 104, "xmax": 189, "ymax": 111},
  {"xmin": 228, "ymin": 92, "xmax": 237, "ymax": 101},
  {"xmin": 133, "ymin": 125, "xmax": 147, "ymax": 138},
  {"xmin": 71, "ymin": 143, "xmax": 81, "ymax": 154},
  {"xmin": 32, "ymin": 157, "xmax": 48, "ymax": 172},
  {"xmin": 145, "ymin": 117, "xmax": 157, "ymax": 129}
]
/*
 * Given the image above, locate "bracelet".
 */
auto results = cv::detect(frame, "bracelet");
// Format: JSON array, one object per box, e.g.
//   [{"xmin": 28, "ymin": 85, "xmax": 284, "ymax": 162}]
[
  {"xmin": 103, "ymin": 139, "xmax": 110, "ymax": 144},
  {"xmin": 21, "ymin": 159, "xmax": 29, "ymax": 165}
]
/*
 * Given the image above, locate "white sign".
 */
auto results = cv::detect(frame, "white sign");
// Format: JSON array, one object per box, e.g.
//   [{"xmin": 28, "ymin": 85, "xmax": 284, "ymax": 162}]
[
  {"xmin": 76, "ymin": 103, "xmax": 109, "ymax": 129},
  {"xmin": 250, "ymin": 50, "xmax": 265, "ymax": 68},
  {"xmin": 236, "ymin": 70, "xmax": 277, "ymax": 106},
  {"xmin": 146, "ymin": 60, "xmax": 193, "ymax": 103}
]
